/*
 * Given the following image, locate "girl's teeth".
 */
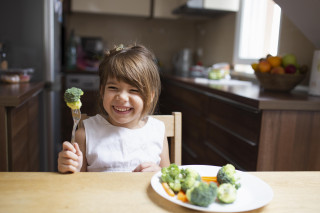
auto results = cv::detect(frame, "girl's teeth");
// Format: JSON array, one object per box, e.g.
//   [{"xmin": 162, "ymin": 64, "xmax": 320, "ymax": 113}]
[{"xmin": 115, "ymin": 107, "xmax": 130, "ymax": 111}]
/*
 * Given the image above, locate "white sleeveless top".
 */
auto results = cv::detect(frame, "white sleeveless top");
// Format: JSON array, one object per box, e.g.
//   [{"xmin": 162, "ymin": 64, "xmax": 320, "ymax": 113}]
[{"xmin": 83, "ymin": 114, "xmax": 165, "ymax": 172}]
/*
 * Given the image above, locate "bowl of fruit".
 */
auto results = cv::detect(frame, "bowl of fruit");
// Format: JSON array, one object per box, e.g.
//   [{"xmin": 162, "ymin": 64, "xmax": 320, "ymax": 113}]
[{"xmin": 252, "ymin": 54, "xmax": 308, "ymax": 92}]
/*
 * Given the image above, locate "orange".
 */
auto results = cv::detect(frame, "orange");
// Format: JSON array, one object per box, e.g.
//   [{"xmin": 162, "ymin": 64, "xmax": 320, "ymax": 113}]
[
  {"xmin": 267, "ymin": 56, "xmax": 282, "ymax": 67},
  {"xmin": 251, "ymin": 63, "xmax": 259, "ymax": 71},
  {"xmin": 270, "ymin": 66, "xmax": 285, "ymax": 74},
  {"xmin": 258, "ymin": 60, "xmax": 271, "ymax": 72}
]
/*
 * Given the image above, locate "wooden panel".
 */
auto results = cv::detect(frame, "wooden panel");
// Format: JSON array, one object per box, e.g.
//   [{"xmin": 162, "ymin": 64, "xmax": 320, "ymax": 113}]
[
  {"xmin": 11, "ymin": 125, "xmax": 29, "ymax": 171},
  {"xmin": 207, "ymin": 96, "xmax": 261, "ymax": 144},
  {"xmin": 205, "ymin": 121, "xmax": 258, "ymax": 171},
  {"xmin": 257, "ymin": 110, "xmax": 320, "ymax": 171},
  {"xmin": 0, "ymin": 106, "xmax": 8, "ymax": 171},
  {"xmin": 9, "ymin": 104, "xmax": 29, "ymax": 171},
  {"xmin": 28, "ymin": 96, "xmax": 40, "ymax": 171},
  {"xmin": 10, "ymin": 104, "xmax": 28, "ymax": 137}
]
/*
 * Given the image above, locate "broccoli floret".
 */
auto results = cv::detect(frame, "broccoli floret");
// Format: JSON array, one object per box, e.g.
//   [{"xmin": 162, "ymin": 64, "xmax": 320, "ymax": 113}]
[
  {"xmin": 64, "ymin": 87, "xmax": 83, "ymax": 109},
  {"xmin": 217, "ymin": 164, "xmax": 241, "ymax": 189},
  {"xmin": 186, "ymin": 181, "xmax": 218, "ymax": 207},
  {"xmin": 217, "ymin": 183, "xmax": 237, "ymax": 203},
  {"xmin": 161, "ymin": 164, "xmax": 180, "ymax": 182},
  {"xmin": 64, "ymin": 87, "xmax": 83, "ymax": 103},
  {"xmin": 161, "ymin": 164, "xmax": 181, "ymax": 192},
  {"xmin": 169, "ymin": 179, "xmax": 181, "ymax": 193},
  {"xmin": 180, "ymin": 168, "xmax": 201, "ymax": 192}
]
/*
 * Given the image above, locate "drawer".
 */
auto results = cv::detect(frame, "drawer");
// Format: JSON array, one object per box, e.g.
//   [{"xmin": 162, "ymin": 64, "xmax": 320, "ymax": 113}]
[
  {"xmin": 204, "ymin": 121, "xmax": 258, "ymax": 171},
  {"xmin": 206, "ymin": 95, "xmax": 261, "ymax": 144}
]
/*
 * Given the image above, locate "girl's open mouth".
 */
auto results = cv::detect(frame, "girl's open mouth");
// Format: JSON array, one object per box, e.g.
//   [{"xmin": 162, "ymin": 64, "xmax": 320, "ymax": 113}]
[{"xmin": 113, "ymin": 106, "xmax": 132, "ymax": 113}]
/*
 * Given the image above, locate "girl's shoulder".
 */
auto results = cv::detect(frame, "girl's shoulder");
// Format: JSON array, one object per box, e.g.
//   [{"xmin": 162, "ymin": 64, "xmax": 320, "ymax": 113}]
[
  {"xmin": 83, "ymin": 114, "xmax": 112, "ymax": 129},
  {"xmin": 146, "ymin": 116, "xmax": 165, "ymax": 130}
]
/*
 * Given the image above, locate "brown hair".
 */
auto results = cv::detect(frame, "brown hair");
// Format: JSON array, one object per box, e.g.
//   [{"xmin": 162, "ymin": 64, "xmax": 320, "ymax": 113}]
[{"xmin": 98, "ymin": 44, "xmax": 161, "ymax": 118}]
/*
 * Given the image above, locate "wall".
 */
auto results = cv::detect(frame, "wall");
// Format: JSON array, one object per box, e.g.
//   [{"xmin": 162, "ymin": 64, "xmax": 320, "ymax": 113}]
[
  {"xmin": 67, "ymin": 10, "xmax": 316, "ymax": 82},
  {"xmin": 194, "ymin": 13, "xmax": 236, "ymax": 67},
  {"xmin": 66, "ymin": 13, "xmax": 197, "ymax": 72},
  {"xmin": 196, "ymin": 13, "xmax": 315, "ymax": 69}
]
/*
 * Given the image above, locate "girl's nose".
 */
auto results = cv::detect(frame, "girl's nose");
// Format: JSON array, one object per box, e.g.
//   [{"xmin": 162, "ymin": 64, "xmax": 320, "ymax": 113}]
[{"xmin": 117, "ymin": 91, "xmax": 129, "ymax": 102}]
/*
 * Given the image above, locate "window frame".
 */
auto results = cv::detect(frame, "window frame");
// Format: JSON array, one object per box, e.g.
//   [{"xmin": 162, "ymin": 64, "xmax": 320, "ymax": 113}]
[{"xmin": 233, "ymin": 0, "xmax": 282, "ymax": 73}]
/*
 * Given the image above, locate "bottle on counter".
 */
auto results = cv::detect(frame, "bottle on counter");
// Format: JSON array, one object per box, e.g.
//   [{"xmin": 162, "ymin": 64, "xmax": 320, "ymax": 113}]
[
  {"xmin": 66, "ymin": 30, "xmax": 77, "ymax": 70},
  {"xmin": 0, "ymin": 42, "xmax": 8, "ymax": 70}
]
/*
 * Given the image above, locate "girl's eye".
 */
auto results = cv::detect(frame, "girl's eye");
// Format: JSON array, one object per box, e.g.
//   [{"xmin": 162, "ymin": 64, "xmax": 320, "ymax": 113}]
[
  {"xmin": 107, "ymin": 86, "xmax": 117, "ymax": 90},
  {"xmin": 130, "ymin": 89, "xmax": 139, "ymax": 93}
]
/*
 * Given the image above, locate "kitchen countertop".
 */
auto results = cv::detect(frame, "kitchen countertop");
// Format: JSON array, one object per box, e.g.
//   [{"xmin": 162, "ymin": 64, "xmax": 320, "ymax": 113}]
[
  {"xmin": 162, "ymin": 75, "xmax": 320, "ymax": 111},
  {"xmin": 0, "ymin": 171, "xmax": 319, "ymax": 213},
  {"xmin": 0, "ymin": 82, "xmax": 45, "ymax": 107}
]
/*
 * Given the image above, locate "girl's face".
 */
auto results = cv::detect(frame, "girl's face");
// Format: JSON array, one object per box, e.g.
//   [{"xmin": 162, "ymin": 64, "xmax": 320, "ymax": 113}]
[{"xmin": 102, "ymin": 77, "xmax": 145, "ymax": 129}]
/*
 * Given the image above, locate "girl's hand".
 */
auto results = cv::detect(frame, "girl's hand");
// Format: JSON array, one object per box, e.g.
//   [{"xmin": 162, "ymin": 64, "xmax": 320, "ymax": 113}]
[
  {"xmin": 133, "ymin": 162, "xmax": 161, "ymax": 172},
  {"xmin": 58, "ymin": 141, "xmax": 83, "ymax": 173}
]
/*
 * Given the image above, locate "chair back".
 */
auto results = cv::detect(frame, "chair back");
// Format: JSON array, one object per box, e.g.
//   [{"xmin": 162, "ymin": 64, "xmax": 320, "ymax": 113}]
[{"xmin": 78, "ymin": 112, "xmax": 182, "ymax": 165}]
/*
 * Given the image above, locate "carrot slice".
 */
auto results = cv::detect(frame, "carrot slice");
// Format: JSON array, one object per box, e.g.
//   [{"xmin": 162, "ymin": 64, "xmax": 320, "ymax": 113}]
[
  {"xmin": 162, "ymin": 182, "xmax": 175, "ymax": 197},
  {"xmin": 177, "ymin": 190, "xmax": 188, "ymax": 202},
  {"xmin": 201, "ymin": 176, "xmax": 218, "ymax": 183}
]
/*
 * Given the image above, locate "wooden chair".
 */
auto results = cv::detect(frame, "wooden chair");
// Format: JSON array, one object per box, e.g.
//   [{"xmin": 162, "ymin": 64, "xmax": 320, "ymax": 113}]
[{"xmin": 78, "ymin": 112, "xmax": 182, "ymax": 165}]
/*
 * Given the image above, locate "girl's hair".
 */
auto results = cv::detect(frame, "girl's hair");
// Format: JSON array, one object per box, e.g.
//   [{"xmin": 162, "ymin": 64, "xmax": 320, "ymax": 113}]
[{"xmin": 98, "ymin": 44, "xmax": 161, "ymax": 118}]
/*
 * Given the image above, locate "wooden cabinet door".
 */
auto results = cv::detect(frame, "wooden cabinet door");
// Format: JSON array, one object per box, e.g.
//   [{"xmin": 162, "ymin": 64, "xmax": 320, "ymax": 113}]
[
  {"xmin": 7, "ymin": 95, "xmax": 40, "ymax": 171},
  {"xmin": 72, "ymin": 0, "xmax": 151, "ymax": 17}
]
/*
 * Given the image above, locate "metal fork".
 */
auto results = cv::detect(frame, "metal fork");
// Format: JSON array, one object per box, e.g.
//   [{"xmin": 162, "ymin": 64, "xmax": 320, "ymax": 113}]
[{"xmin": 71, "ymin": 108, "xmax": 81, "ymax": 144}]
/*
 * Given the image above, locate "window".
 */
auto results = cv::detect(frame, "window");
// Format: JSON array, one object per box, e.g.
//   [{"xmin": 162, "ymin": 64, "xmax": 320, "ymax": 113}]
[{"xmin": 233, "ymin": 0, "xmax": 281, "ymax": 73}]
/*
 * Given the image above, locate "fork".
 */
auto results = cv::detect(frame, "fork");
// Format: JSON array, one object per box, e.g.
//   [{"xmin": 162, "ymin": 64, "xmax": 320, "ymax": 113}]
[{"xmin": 70, "ymin": 108, "xmax": 81, "ymax": 144}]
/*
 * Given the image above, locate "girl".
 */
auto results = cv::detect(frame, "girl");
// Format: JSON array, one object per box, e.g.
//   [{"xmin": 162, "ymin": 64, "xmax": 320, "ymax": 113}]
[{"xmin": 58, "ymin": 44, "xmax": 170, "ymax": 173}]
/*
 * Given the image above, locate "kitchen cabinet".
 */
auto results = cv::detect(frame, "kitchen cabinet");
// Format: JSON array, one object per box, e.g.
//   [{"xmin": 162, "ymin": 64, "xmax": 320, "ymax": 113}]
[
  {"xmin": 0, "ymin": 82, "xmax": 44, "ymax": 171},
  {"xmin": 71, "ymin": 0, "xmax": 151, "ymax": 17},
  {"xmin": 159, "ymin": 75, "xmax": 320, "ymax": 171}
]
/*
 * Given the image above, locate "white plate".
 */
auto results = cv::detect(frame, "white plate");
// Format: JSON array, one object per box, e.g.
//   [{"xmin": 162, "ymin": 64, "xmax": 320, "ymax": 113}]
[{"xmin": 151, "ymin": 165, "xmax": 273, "ymax": 212}]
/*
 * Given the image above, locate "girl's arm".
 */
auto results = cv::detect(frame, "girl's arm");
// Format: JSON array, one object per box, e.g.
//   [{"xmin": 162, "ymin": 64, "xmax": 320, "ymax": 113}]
[
  {"xmin": 57, "ymin": 127, "xmax": 87, "ymax": 173},
  {"xmin": 133, "ymin": 134, "xmax": 170, "ymax": 172},
  {"xmin": 159, "ymin": 136, "xmax": 170, "ymax": 168}
]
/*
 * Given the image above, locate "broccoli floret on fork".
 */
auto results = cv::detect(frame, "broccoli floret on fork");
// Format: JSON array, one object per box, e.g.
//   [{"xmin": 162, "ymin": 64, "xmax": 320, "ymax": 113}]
[{"xmin": 64, "ymin": 87, "xmax": 84, "ymax": 109}]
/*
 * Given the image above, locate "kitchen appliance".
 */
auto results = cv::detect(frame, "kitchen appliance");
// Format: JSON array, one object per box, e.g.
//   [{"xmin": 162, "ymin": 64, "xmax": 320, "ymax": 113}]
[
  {"xmin": 0, "ymin": 0, "xmax": 63, "ymax": 171},
  {"xmin": 173, "ymin": 48, "xmax": 193, "ymax": 77}
]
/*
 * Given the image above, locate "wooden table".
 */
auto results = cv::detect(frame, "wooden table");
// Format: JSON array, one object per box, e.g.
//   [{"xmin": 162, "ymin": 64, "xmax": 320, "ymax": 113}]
[{"xmin": 0, "ymin": 172, "xmax": 319, "ymax": 212}]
